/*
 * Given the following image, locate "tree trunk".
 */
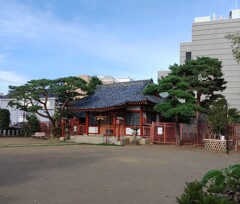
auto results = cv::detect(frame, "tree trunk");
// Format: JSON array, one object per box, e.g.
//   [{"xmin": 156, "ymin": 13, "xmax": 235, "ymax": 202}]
[
  {"xmin": 196, "ymin": 92, "xmax": 202, "ymax": 144},
  {"xmin": 196, "ymin": 92, "xmax": 201, "ymax": 123},
  {"xmin": 175, "ymin": 115, "xmax": 182, "ymax": 146},
  {"xmin": 52, "ymin": 119, "xmax": 62, "ymax": 138}
]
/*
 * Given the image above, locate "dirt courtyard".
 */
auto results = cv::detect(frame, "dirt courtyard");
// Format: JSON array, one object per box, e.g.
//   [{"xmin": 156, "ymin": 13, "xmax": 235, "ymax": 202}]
[{"xmin": 0, "ymin": 138, "xmax": 239, "ymax": 204}]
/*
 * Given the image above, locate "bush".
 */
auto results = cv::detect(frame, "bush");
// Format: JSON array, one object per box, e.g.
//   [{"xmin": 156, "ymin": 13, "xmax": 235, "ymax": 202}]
[
  {"xmin": 26, "ymin": 114, "xmax": 40, "ymax": 134},
  {"xmin": 0, "ymin": 109, "xmax": 10, "ymax": 129},
  {"xmin": 52, "ymin": 127, "xmax": 62, "ymax": 138},
  {"xmin": 177, "ymin": 164, "xmax": 240, "ymax": 204},
  {"xmin": 21, "ymin": 114, "xmax": 40, "ymax": 137}
]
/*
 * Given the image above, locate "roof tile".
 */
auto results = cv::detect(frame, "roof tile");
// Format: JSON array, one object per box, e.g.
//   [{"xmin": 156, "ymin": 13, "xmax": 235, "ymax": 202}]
[{"xmin": 71, "ymin": 79, "xmax": 162, "ymax": 111}]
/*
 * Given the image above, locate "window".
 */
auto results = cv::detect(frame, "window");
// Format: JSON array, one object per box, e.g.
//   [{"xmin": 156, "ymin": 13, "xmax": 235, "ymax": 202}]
[
  {"xmin": 186, "ymin": 52, "xmax": 192, "ymax": 61},
  {"xmin": 126, "ymin": 112, "xmax": 140, "ymax": 126}
]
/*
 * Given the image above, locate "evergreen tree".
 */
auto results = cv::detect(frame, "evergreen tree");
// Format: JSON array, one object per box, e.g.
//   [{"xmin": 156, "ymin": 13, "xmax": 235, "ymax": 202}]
[
  {"xmin": 87, "ymin": 76, "xmax": 102, "ymax": 95},
  {"xmin": 8, "ymin": 76, "xmax": 89, "ymax": 130},
  {"xmin": 171, "ymin": 57, "xmax": 227, "ymax": 110},
  {"xmin": 144, "ymin": 57, "xmax": 227, "ymax": 144},
  {"xmin": 154, "ymin": 69, "xmax": 199, "ymax": 145}
]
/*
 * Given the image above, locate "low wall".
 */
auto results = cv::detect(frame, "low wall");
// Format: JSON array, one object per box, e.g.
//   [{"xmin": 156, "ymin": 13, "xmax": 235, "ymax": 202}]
[
  {"xmin": 70, "ymin": 135, "xmax": 150, "ymax": 145},
  {"xmin": 203, "ymin": 139, "xmax": 234, "ymax": 151}
]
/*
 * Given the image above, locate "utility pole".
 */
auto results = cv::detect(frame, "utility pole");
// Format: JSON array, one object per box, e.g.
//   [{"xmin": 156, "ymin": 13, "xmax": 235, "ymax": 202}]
[{"xmin": 225, "ymin": 99, "xmax": 229, "ymax": 154}]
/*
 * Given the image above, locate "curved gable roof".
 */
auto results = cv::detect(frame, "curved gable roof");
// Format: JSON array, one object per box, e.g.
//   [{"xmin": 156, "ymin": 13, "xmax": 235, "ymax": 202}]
[{"xmin": 71, "ymin": 79, "xmax": 162, "ymax": 111}]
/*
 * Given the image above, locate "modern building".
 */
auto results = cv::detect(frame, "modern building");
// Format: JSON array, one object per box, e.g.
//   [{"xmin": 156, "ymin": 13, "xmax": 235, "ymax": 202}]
[
  {"xmin": 180, "ymin": 9, "xmax": 240, "ymax": 110},
  {"xmin": 77, "ymin": 75, "xmax": 134, "ymax": 98},
  {"xmin": 78, "ymin": 75, "xmax": 134, "ymax": 85},
  {"xmin": 157, "ymin": 70, "xmax": 170, "ymax": 79},
  {"xmin": 0, "ymin": 94, "xmax": 56, "ymax": 125},
  {"xmin": 96, "ymin": 75, "xmax": 134, "ymax": 84}
]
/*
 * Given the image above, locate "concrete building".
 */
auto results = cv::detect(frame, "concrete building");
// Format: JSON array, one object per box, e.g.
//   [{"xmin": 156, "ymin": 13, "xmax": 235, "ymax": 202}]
[
  {"xmin": 157, "ymin": 70, "xmax": 170, "ymax": 79},
  {"xmin": 97, "ymin": 75, "xmax": 134, "ymax": 84},
  {"xmin": 77, "ymin": 75, "xmax": 134, "ymax": 98},
  {"xmin": 0, "ymin": 95, "xmax": 56, "ymax": 125},
  {"xmin": 78, "ymin": 74, "xmax": 134, "ymax": 85},
  {"xmin": 180, "ymin": 9, "xmax": 240, "ymax": 110}
]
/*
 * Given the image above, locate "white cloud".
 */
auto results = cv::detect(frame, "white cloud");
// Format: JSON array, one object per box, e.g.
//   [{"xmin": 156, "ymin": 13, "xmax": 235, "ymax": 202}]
[
  {"xmin": 0, "ymin": 1, "xmax": 179, "ymax": 83},
  {"xmin": 0, "ymin": 2, "xmax": 165, "ymax": 67},
  {"xmin": 0, "ymin": 71, "xmax": 29, "ymax": 94}
]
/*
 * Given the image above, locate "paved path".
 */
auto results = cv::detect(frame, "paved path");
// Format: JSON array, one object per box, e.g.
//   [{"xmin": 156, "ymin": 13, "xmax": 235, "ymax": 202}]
[{"xmin": 0, "ymin": 138, "xmax": 239, "ymax": 204}]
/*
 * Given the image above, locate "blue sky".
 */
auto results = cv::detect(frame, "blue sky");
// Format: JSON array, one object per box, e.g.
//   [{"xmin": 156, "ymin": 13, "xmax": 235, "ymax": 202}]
[{"xmin": 0, "ymin": 0, "xmax": 236, "ymax": 94}]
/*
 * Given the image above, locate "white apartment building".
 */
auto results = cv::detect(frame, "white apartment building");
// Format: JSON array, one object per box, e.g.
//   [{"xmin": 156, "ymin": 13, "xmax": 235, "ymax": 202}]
[{"xmin": 0, "ymin": 95, "xmax": 56, "ymax": 125}]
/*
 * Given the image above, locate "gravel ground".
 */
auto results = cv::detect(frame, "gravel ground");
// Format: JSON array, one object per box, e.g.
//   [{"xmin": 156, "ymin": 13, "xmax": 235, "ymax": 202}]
[
  {"xmin": 0, "ymin": 137, "xmax": 60, "ymax": 145},
  {"xmin": 0, "ymin": 138, "xmax": 239, "ymax": 204}
]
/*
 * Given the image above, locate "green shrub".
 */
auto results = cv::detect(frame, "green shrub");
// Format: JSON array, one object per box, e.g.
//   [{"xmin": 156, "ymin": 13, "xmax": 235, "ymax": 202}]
[
  {"xmin": 26, "ymin": 114, "xmax": 40, "ymax": 134},
  {"xmin": 52, "ymin": 127, "xmax": 62, "ymax": 138},
  {"xmin": 177, "ymin": 164, "xmax": 240, "ymax": 203},
  {"xmin": 0, "ymin": 109, "xmax": 10, "ymax": 129},
  {"xmin": 21, "ymin": 114, "xmax": 40, "ymax": 137}
]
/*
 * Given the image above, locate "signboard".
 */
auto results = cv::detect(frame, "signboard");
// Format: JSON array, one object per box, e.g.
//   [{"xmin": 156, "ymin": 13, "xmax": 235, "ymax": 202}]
[{"xmin": 158, "ymin": 127, "xmax": 163, "ymax": 135}]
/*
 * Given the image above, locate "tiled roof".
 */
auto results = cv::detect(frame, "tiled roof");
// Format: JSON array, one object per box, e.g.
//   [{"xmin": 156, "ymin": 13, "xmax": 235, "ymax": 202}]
[
  {"xmin": 0, "ymin": 94, "xmax": 9, "ymax": 99},
  {"xmin": 71, "ymin": 79, "xmax": 162, "ymax": 111}
]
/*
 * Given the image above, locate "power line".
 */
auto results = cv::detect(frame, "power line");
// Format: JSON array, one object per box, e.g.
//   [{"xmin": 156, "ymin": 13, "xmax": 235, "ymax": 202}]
[{"xmin": 0, "ymin": 79, "xmax": 24, "ymax": 85}]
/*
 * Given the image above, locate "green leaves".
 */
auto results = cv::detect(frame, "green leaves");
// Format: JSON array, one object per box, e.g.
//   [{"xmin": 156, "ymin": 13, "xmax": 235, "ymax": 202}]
[
  {"xmin": 226, "ymin": 33, "xmax": 240, "ymax": 63},
  {"xmin": 143, "ymin": 83, "xmax": 158, "ymax": 95},
  {"xmin": 202, "ymin": 169, "xmax": 224, "ymax": 186},
  {"xmin": 207, "ymin": 98, "xmax": 230, "ymax": 137},
  {"xmin": 152, "ymin": 56, "xmax": 225, "ymax": 124},
  {"xmin": 155, "ymin": 67, "xmax": 197, "ymax": 121},
  {"xmin": 8, "ymin": 76, "xmax": 102, "ymax": 130},
  {"xmin": 87, "ymin": 76, "xmax": 102, "ymax": 95},
  {"xmin": 177, "ymin": 164, "xmax": 240, "ymax": 204},
  {"xmin": 176, "ymin": 180, "xmax": 204, "ymax": 204}
]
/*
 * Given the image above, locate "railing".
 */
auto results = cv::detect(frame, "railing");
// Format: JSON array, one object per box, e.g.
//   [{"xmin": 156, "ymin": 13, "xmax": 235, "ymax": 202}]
[
  {"xmin": 143, "ymin": 126, "xmax": 150, "ymax": 138},
  {"xmin": 69, "ymin": 125, "xmax": 85, "ymax": 136},
  {"xmin": 150, "ymin": 122, "xmax": 176, "ymax": 144}
]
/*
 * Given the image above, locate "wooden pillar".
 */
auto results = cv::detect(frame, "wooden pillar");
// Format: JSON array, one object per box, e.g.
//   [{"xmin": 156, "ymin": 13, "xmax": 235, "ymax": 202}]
[
  {"xmin": 180, "ymin": 123, "xmax": 183, "ymax": 144},
  {"xmin": 150, "ymin": 122, "xmax": 154, "ymax": 144},
  {"xmin": 140, "ymin": 106, "xmax": 143, "ymax": 136},
  {"xmin": 118, "ymin": 123, "xmax": 120, "ymax": 141},
  {"xmin": 175, "ymin": 123, "xmax": 177, "ymax": 145},
  {"xmin": 113, "ymin": 114, "xmax": 116, "ymax": 136},
  {"xmin": 164, "ymin": 123, "xmax": 166, "ymax": 143},
  {"xmin": 85, "ymin": 112, "xmax": 89, "ymax": 135}
]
